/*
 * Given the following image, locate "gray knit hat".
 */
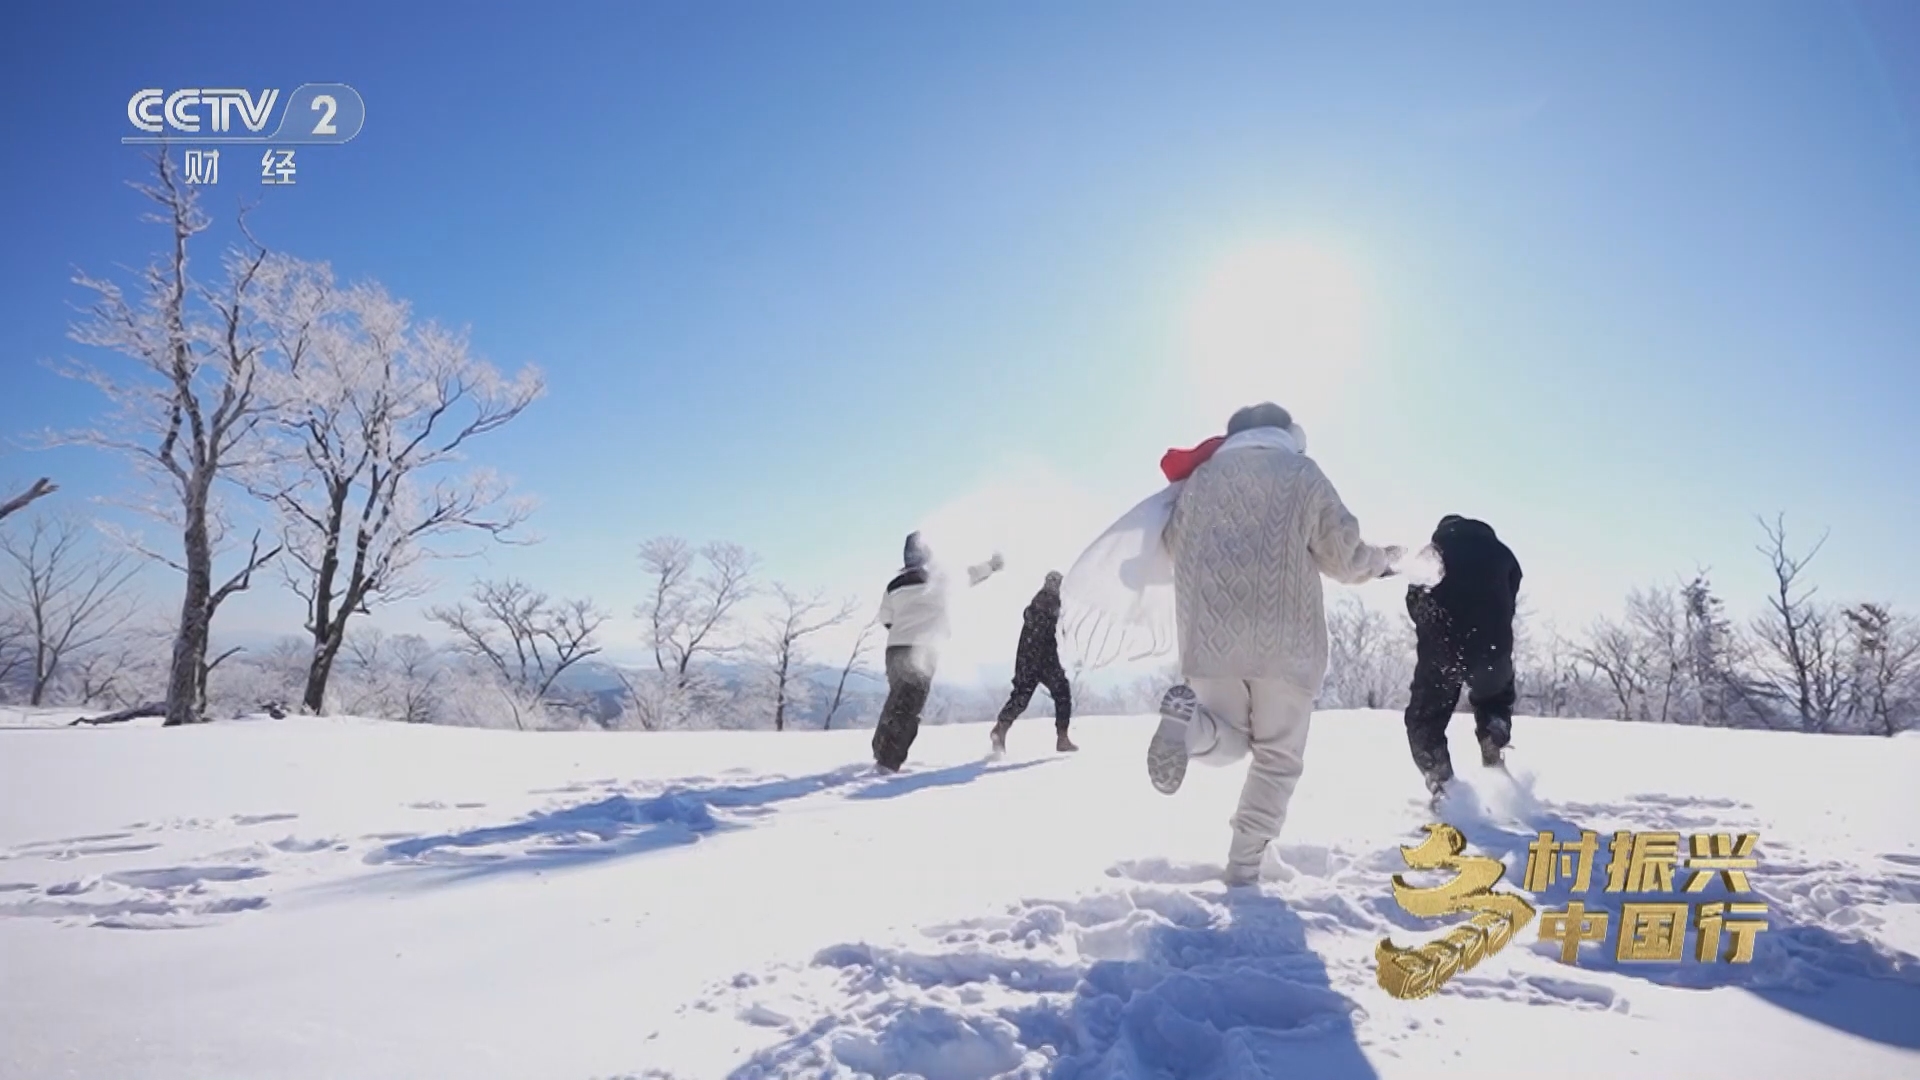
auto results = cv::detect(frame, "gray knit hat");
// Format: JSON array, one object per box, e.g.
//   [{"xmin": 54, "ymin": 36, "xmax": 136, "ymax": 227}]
[{"xmin": 1226, "ymin": 402, "xmax": 1295, "ymax": 436}]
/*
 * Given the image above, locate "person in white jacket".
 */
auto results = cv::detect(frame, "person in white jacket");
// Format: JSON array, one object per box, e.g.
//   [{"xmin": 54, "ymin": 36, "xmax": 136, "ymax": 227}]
[
  {"xmin": 1145, "ymin": 402, "xmax": 1401, "ymax": 886},
  {"xmin": 871, "ymin": 531, "xmax": 1003, "ymax": 772}
]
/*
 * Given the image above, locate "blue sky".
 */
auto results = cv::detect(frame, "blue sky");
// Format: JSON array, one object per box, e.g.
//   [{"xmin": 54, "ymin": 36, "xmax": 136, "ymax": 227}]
[{"xmin": 2, "ymin": 1, "xmax": 1917, "ymax": 681}]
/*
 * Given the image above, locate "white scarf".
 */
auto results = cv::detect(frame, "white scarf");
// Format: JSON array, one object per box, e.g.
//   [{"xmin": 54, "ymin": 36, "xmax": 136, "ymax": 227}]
[{"xmin": 1058, "ymin": 425, "xmax": 1305, "ymax": 668}]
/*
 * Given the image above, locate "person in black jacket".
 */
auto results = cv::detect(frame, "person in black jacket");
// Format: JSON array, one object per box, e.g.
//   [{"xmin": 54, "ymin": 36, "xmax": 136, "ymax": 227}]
[
  {"xmin": 1403, "ymin": 515, "xmax": 1523, "ymax": 802},
  {"xmin": 990, "ymin": 571, "xmax": 1077, "ymax": 755}
]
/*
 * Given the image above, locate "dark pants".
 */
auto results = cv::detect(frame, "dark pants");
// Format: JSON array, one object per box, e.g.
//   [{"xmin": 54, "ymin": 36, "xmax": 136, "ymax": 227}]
[
  {"xmin": 996, "ymin": 657, "xmax": 1072, "ymax": 733},
  {"xmin": 873, "ymin": 645, "xmax": 936, "ymax": 770},
  {"xmin": 1405, "ymin": 628, "xmax": 1515, "ymax": 786}
]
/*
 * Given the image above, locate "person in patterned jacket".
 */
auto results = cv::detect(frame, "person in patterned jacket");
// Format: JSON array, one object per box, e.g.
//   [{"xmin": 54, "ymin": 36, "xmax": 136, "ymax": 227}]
[{"xmin": 990, "ymin": 571, "xmax": 1078, "ymax": 755}]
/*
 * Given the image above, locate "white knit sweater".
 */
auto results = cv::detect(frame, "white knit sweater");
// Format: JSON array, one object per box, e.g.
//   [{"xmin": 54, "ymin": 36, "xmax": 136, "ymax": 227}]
[{"xmin": 1163, "ymin": 439, "xmax": 1390, "ymax": 691}]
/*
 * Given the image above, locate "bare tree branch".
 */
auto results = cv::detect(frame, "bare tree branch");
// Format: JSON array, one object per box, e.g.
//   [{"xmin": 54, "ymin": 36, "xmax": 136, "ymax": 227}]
[
  {"xmin": 0, "ymin": 479, "xmax": 56, "ymax": 523},
  {"xmin": 429, "ymin": 579, "xmax": 605, "ymax": 714},
  {"xmin": 756, "ymin": 584, "xmax": 858, "ymax": 731},
  {"xmin": 823, "ymin": 621, "xmax": 880, "ymax": 731},
  {"xmin": 0, "ymin": 516, "xmax": 141, "ymax": 705},
  {"xmin": 637, "ymin": 537, "xmax": 759, "ymax": 687},
  {"xmin": 1750, "ymin": 513, "xmax": 1842, "ymax": 732},
  {"xmin": 72, "ymin": 701, "xmax": 167, "ymax": 726}
]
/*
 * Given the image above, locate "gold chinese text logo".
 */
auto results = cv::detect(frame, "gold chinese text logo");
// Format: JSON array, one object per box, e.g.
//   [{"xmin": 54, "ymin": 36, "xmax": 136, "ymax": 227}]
[
  {"xmin": 1375, "ymin": 823, "xmax": 1537, "ymax": 1000},
  {"xmin": 1377, "ymin": 823, "xmax": 1772, "ymax": 999},
  {"xmin": 1527, "ymin": 829, "xmax": 1768, "ymax": 965}
]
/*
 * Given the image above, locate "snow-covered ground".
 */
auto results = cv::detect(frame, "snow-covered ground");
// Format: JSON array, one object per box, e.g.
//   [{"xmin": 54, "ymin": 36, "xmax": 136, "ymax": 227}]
[{"xmin": 1, "ymin": 710, "xmax": 1916, "ymax": 1080}]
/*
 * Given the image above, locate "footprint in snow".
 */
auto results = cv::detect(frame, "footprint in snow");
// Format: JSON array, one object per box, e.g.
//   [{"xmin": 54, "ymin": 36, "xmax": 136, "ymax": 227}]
[{"xmin": 270, "ymin": 837, "xmax": 342, "ymax": 854}]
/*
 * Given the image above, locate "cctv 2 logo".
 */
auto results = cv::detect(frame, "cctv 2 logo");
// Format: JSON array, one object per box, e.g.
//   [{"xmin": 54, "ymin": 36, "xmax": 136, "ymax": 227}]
[{"xmin": 124, "ymin": 84, "xmax": 366, "ymax": 145}]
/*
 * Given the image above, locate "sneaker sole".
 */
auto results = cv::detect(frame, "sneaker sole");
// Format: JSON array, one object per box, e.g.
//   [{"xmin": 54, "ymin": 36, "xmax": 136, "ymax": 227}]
[{"xmin": 1148, "ymin": 685, "xmax": 1197, "ymax": 795}]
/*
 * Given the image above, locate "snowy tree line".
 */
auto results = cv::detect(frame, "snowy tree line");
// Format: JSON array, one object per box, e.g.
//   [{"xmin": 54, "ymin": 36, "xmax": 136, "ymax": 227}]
[
  {"xmin": 8, "ymin": 489, "xmax": 1912, "ymax": 737},
  {"xmin": 0, "ymin": 155, "xmax": 1218, "ymax": 733},
  {"xmin": 1316, "ymin": 515, "xmax": 1920, "ymax": 736},
  {"xmin": 2, "ymin": 153, "xmax": 1914, "ymax": 736}
]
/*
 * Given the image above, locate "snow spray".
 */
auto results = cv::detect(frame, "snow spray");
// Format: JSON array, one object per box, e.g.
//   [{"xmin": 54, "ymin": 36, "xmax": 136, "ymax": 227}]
[
  {"xmin": 1396, "ymin": 544, "xmax": 1446, "ymax": 588},
  {"xmin": 907, "ymin": 470, "xmax": 1109, "ymax": 682}
]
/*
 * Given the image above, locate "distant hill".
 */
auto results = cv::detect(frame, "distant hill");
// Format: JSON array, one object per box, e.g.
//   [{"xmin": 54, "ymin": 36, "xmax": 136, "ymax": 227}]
[{"xmin": 551, "ymin": 657, "xmax": 891, "ymax": 730}]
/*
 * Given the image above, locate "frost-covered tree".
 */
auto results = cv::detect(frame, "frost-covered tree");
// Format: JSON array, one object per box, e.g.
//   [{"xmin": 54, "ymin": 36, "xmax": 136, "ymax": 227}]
[
  {"xmin": 616, "ymin": 666, "xmax": 739, "ymax": 731},
  {"xmin": 1321, "ymin": 595, "xmax": 1413, "ymax": 710},
  {"xmin": 821, "ymin": 621, "xmax": 880, "ymax": 731},
  {"xmin": 637, "ymin": 536, "xmax": 758, "ymax": 687},
  {"xmin": 64, "ymin": 625, "xmax": 171, "ymax": 711},
  {"xmin": 1577, "ymin": 614, "xmax": 1653, "ymax": 722},
  {"xmin": 1842, "ymin": 603, "xmax": 1920, "ymax": 736},
  {"xmin": 62, "ymin": 153, "xmax": 290, "ymax": 725},
  {"xmin": 1749, "ymin": 515, "xmax": 1846, "ymax": 732},
  {"xmin": 755, "ymin": 584, "xmax": 856, "ymax": 731},
  {"xmin": 1515, "ymin": 617, "xmax": 1587, "ymax": 718},
  {"xmin": 429, "ymin": 578, "xmax": 605, "ymax": 729},
  {"xmin": 335, "ymin": 628, "xmax": 445, "ymax": 723},
  {"xmin": 1680, "ymin": 572, "xmax": 1736, "ymax": 725},
  {"xmin": 1625, "ymin": 586, "xmax": 1687, "ymax": 724},
  {"xmin": 1572, "ymin": 585, "xmax": 1711, "ymax": 723},
  {"xmin": 203, "ymin": 635, "xmax": 308, "ymax": 718},
  {"xmin": 0, "ymin": 517, "xmax": 139, "ymax": 705},
  {"xmin": 253, "ymin": 270, "xmax": 542, "ymax": 714},
  {"xmin": 0, "ymin": 612, "xmax": 28, "ymax": 699}
]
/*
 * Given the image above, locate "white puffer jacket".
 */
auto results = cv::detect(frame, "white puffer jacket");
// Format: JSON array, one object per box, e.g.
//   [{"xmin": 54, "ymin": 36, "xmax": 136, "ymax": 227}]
[{"xmin": 875, "ymin": 558, "xmax": 1001, "ymax": 649}]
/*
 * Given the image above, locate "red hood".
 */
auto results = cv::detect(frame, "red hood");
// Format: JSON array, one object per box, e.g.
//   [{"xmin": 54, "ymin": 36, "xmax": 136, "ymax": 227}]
[{"xmin": 1160, "ymin": 435, "xmax": 1226, "ymax": 483}]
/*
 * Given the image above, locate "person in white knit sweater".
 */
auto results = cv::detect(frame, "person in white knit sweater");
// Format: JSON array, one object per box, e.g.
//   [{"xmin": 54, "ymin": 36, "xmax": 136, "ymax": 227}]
[{"xmin": 1146, "ymin": 402, "xmax": 1402, "ymax": 886}]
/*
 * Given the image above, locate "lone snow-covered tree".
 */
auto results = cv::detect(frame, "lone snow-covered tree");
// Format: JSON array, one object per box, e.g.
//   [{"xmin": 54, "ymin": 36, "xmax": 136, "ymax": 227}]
[
  {"xmin": 1842, "ymin": 603, "xmax": 1920, "ymax": 736},
  {"xmin": 637, "ymin": 536, "xmax": 758, "ymax": 688},
  {"xmin": 821, "ymin": 620, "xmax": 879, "ymax": 731},
  {"xmin": 756, "ymin": 584, "xmax": 857, "ymax": 731},
  {"xmin": 0, "ymin": 516, "xmax": 139, "ymax": 706},
  {"xmin": 1680, "ymin": 571, "xmax": 1743, "ymax": 726},
  {"xmin": 428, "ymin": 578, "xmax": 605, "ymax": 729},
  {"xmin": 254, "ymin": 270, "xmax": 542, "ymax": 714},
  {"xmin": 62, "ymin": 153, "xmax": 290, "ymax": 725},
  {"xmin": 1577, "ymin": 611, "xmax": 1654, "ymax": 722},
  {"xmin": 1750, "ymin": 514, "xmax": 1846, "ymax": 733}
]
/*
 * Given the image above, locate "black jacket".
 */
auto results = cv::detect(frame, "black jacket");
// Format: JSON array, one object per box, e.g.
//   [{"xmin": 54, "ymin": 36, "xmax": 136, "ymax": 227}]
[
  {"xmin": 1015, "ymin": 585, "xmax": 1063, "ymax": 672},
  {"xmin": 1407, "ymin": 517, "xmax": 1522, "ymax": 642}
]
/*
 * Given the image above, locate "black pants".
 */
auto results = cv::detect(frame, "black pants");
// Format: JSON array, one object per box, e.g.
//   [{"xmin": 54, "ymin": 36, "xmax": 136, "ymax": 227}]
[
  {"xmin": 873, "ymin": 645, "xmax": 936, "ymax": 770},
  {"xmin": 996, "ymin": 655, "xmax": 1072, "ymax": 733},
  {"xmin": 1405, "ymin": 629, "xmax": 1515, "ymax": 785}
]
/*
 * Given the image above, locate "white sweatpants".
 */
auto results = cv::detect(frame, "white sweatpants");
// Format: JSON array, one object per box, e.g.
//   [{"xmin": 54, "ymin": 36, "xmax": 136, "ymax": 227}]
[{"xmin": 1185, "ymin": 677, "xmax": 1316, "ymax": 870}]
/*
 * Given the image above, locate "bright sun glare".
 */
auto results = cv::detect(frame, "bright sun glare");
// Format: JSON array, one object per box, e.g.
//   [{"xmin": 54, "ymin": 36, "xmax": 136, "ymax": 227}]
[{"xmin": 1181, "ymin": 240, "xmax": 1373, "ymax": 429}]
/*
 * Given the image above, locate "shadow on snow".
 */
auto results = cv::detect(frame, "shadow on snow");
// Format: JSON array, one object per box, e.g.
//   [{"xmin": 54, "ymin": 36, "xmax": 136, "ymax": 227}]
[
  {"xmin": 358, "ymin": 758, "xmax": 1056, "ymax": 887},
  {"xmin": 849, "ymin": 757, "xmax": 1056, "ymax": 801},
  {"xmin": 729, "ymin": 890, "xmax": 1377, "ymax": 1080}
]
